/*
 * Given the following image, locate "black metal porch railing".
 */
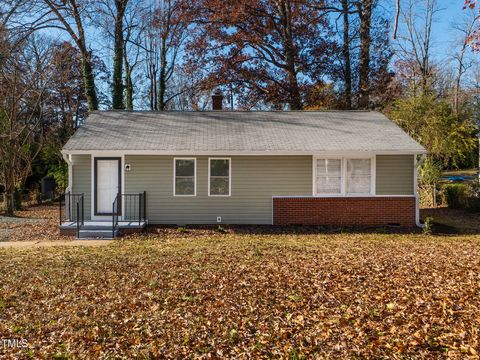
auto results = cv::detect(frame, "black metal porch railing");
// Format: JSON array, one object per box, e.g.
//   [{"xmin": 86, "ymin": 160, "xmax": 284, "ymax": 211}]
[
  {"xmin": 112, "ymin": 193, "xmax": 120, "ymax": 239},
  {"xmin": 120, "ymin": 192, "xmax": 147, "ymax": 225},
  {"xmin": 112, "ymin": 191, "xmax": 146, "ymax": 238},
  {"xmin": 59, "ymin": 192, "xmax": 84, "ymax": 238}
]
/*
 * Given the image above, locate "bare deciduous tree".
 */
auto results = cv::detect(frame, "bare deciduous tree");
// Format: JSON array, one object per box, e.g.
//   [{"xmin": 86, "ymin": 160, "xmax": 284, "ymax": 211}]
[
  {"xmin": 0, "ymin": 34, "xmax": 50, "ymax": 214},
  {"xmin": 395, "ymin": 0, "xmax": 441, "ymax": 95},
  {"xmin": 41, "ymin": 0, "xmax": 99, "ymax": 111},
  {"xmin": 341, "ymin": 0, "xmax": 353, "ymax": 109},
  {"xmin": 451, "ymin": 9, "xmax": 480, "ymax": 113},
  {"xmin": 357, "ymin": 0, "xmax": 373, "ymax": 109},
  {"xmin": 152, "ymin": 0, "xmax": 188, "ymax": 111}
]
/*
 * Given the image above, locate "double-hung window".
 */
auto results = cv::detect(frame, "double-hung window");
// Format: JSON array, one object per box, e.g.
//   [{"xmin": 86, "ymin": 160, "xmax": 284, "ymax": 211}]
[
  {"xmin": 174, "ymin": 158, "xmax": 196, "ymax": 196},
  {"xmin": 315, "ymin": 159, "xmax": 342, "ymax": 195},
  {"xmin": 314, "ymin": 157, "xmax": 373, "ymax": 196},
  {"xmin": 346, "ymin": 159, "xmax": 371, "ymax": 194},
  {"xmin": 209, "ymin": 158, "xmax": 231, "ymax": 196}
]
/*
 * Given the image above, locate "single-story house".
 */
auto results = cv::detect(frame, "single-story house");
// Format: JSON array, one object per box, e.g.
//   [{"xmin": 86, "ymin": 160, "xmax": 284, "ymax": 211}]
[{"xmin": 60, "ymin": 102, "xmax": 426, "ymax": 238}]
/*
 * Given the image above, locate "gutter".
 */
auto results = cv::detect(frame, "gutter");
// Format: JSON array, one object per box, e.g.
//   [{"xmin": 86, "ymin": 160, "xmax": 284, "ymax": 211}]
[
  {"xmin": 62, "ymin": 153, "xmax": 73, "ymax": 194},
  {"xmin": 415, "ymin": 154, "xmax": 427, "ymax": 228},
  {"xmin": 60, "ymin": 149, "xmax": 428, "ymax": 156}
]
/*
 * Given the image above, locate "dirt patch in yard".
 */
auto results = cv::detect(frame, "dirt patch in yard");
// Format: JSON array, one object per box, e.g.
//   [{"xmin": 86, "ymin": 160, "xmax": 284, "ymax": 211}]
[
  {"xmin": 146, "ymin": 224, "xmax": 420, "ymax": 237},
  {"xmin": 421, "ymin": 207, "xmax": 480, "ymax": 234},
  {"xmin": 0, "ymin": 203, "xmax": 477, "ymax": 242},
  {"xmin": 0, "ymin": 240, "xmax": 112, "ymax": 248},
  {"xmin": 0, "ymin": 205, "xmax": 68, "ymax": 242},
  {"xmin": 1, "ymin": 204, "xmax": 422, "ymax": 243},
  {"xmin": 1, "ymin": 204, "xmax": 476, "ymax": 243}
]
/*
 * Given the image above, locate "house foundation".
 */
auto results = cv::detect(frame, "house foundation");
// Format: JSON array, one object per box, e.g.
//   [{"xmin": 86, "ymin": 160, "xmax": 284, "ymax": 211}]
[{"xmin": 273, "ymin": 196, "xmax": 416, "ymax": 227}]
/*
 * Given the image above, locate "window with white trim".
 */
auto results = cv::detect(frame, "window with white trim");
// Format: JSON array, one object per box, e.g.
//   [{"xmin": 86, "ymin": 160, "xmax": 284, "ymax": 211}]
[
  {"xmin": 346, "ymin": 159, "xmax": 371, "ymax": 194},
  {"xmin": 209, "ymin": 158, "xmax": 230, "ymax": 196},
  {"xmin": 315, "ymin": 159, "xmax": 342, "ymax": 194},
  {"xmin": 314, "ymin": 157, "xmax": 373, "ymax": 196},
  {"xmin": 174, "ymin": 158, "xmax": 196, "ymax": 196}
]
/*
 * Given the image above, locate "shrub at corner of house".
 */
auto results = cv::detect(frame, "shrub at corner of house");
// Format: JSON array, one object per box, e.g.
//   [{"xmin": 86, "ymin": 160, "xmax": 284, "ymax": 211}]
[
  {"xmin": 465, "ymin": 182, "xmax": 480, "ymax": 212},
  {"xmin": 441, "ymin": 182, "xmax": 480, "ymax": 212},
  {"xmin": 441, "ymin": 184, "xmax": 468, "ymax": 209}
]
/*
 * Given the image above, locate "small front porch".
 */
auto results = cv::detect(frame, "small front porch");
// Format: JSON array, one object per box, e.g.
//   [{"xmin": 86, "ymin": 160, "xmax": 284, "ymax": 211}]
[
  {"xmin": 60, "ymin": 220, "xmax": 147, "ymax": 239},
  {"xmin": 59, "ymin": 192, "xmax": 147, "ymax": 239}
]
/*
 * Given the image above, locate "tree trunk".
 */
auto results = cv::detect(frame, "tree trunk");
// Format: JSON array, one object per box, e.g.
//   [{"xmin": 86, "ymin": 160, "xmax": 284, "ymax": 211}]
[
  {"xmin": 149, "ymin": 75, "xmax": 154, "ymax": 111},
  {"xmin": 454, "ymin": 41, "xmax": 468, "ymax": 114},
  {"xmin": 278, "ymin": 0, "xmax": 302, "ymax": 110},
  {"xmin": 81, "ymin": 55, "xmax": 99, "ymax": 111},
  {"xmin": 158, "ymin": 37, "xmax": 167, "ymax": 111},
  {"xmin": 112, "ymin": 2, "xmax": 125, "ymax": 110},
  {"xmin": 123, "ymin": 43, "xmax": 133, "ymax": 110},
  {"xmin": 421, "ymin": 71, "xmax": 429, "ymax": 96},
  {"xmin": 124, "ymin": 66, "xmax": 133, "ymax": 111},
  {"xmin": 3, "ymin": 193, "xmax": 14, "ymax": 216},
  {"xmin": 148, "ymin": 62, "xmax": 155, "ymax": 110},
  {"xmin": 286, "ymin": 66, "xmax": 302, "ymax": 110},
  {"xmin": 454, "ymin": 74, "xmax": 461, "ymax": 113},
  {"xmin": 153, "ymin": 69, "xmax": 158, "ymax": 111},
  {"xmin": 43, "ymin": 0, "xmax": 99, "ymax": 111},
  {"xmin": 342, "ymin": 0, "xmax": 352, "ymax": 109},
  {"xmin": 2, "ymin": 170, "xmax": 18, "ymax": 215},
  {"xmin": 357, "ymin": 0, "xmax": 373, "ymax": 109}
]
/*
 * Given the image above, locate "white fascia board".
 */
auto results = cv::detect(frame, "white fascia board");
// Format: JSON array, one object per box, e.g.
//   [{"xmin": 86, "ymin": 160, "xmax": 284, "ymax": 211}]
[{"xmin": 62, "ymin": 149, "xmax": 427, "ymax": 156}]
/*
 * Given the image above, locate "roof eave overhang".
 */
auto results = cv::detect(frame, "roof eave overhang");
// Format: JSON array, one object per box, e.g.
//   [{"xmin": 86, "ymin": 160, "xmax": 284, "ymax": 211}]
[{"xmin": 61, "ymin": 149, "xmax": 428, "ymax": 156}]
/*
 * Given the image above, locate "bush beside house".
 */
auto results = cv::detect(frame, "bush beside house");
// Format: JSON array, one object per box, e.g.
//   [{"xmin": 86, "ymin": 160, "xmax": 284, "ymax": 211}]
[{"xmin": 441, "ymin": 183, "xmax": 480, "ymax": 212}]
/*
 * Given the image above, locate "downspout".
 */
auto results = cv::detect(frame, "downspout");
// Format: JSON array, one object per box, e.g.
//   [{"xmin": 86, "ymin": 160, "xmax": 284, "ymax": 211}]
[
  {"xmin": 415, "ymin": 154, "xmax": 426, "ymax": 228},
  {"xmin": 62, "ymin": 151, "xmax": 73, "ymax": 194}
]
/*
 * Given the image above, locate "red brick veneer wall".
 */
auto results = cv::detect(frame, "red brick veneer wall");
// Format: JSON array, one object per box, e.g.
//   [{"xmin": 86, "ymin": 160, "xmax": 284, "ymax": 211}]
[{"xmin": 273, "ymin": 197, "xmax": 416, "ymax": 227}]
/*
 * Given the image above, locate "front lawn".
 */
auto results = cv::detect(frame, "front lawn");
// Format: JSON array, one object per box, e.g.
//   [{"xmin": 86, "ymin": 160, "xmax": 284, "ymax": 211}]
[
  {"xmin": 422, "ymin": 207, "xmax": 480, "ymax": 234},
  {"xmin": 0, "ymin": 233, "xmax": 479, "ymax": 358}
]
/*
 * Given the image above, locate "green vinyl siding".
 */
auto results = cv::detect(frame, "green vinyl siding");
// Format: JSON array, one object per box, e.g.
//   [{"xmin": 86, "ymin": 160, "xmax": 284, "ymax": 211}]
[
  {"xmin": 71, "ymin": 155, "xmax": 92, "ymax": 220},
  {"xmin": 376, "ymin": 155, "xmax": 414, "ymax": 195},
  {"xmin": 125, "ymin": 155, "xmax": 312, "ymax": 224},
  {"xmin": 69, "ymin": 153, "xmax": 416, "ymax": 224}
]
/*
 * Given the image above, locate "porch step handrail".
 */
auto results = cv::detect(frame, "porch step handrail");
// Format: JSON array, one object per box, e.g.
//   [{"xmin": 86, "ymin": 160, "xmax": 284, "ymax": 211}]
[
  {"xmin": 112, "ymin": 193, "xmax": 120, "ymax": 239},
  {"xmin": 60, "ymin": 192, "xmax": 84, "ymax": 224},
  {"xmin": 111, "ymin": 191, "xmax": 146, "ymax": 238},
  {"xmin": 59, "ymin": 192, "xmax": 84, "ymax": 238}
]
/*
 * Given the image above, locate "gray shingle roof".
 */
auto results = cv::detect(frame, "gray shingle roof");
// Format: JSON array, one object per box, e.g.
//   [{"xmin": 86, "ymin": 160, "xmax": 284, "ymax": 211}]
[{"xmin": 63, "ymin": 111, "xmax": 426, "ymax": 153}]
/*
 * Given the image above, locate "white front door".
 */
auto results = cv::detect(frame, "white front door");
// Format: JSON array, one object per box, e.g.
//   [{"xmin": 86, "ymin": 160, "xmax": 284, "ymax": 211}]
[{"xmin": 96, "ymin": 159, "xmax": 120, "ymax": 214}]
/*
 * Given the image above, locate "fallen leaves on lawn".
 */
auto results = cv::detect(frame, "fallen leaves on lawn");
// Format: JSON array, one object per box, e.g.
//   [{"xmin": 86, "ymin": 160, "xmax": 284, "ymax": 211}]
[
  {"xmin": 0, "ymin": 205, "xmax": 69, "ymax": 242},
  {"xmin": 0, "ymin": 232, "xmax": 479, "ymax": 358}
]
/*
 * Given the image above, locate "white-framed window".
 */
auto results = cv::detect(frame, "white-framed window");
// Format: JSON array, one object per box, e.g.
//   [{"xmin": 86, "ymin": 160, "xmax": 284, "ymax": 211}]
[
  {"xmin": 346, "ymin": 159, "xmax": 372, "ymax": 195},
  {"xmin": 174, "ymin": 158, "xmax": 196, "ymax": 196},
  {"xmin": 208, "ymin": 158, "xmax": 231, "ymax": 196},
  {"xmin": 313, "ymin": 156, "xmax": 374, "ymax": 196},
  {"xmin": 315, "ymin": 158, "xmax": 342, "ymax": 195}
]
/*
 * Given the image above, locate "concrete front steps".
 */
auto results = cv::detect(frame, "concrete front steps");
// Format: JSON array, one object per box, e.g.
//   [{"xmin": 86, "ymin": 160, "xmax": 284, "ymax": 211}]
[
  {"xmin": 78, "ymin": 226, "xmax": 119, "ymax": 239},
  {"xmin": 59, "ymin": 221, "xmax": 147, "ymax": 239}
]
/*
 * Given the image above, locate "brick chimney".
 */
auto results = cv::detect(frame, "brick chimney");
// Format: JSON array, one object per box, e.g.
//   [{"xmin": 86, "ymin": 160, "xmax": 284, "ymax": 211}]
[{"xmin": 212, "ymin": 90, "xmax": 224, "ymax": 110}]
